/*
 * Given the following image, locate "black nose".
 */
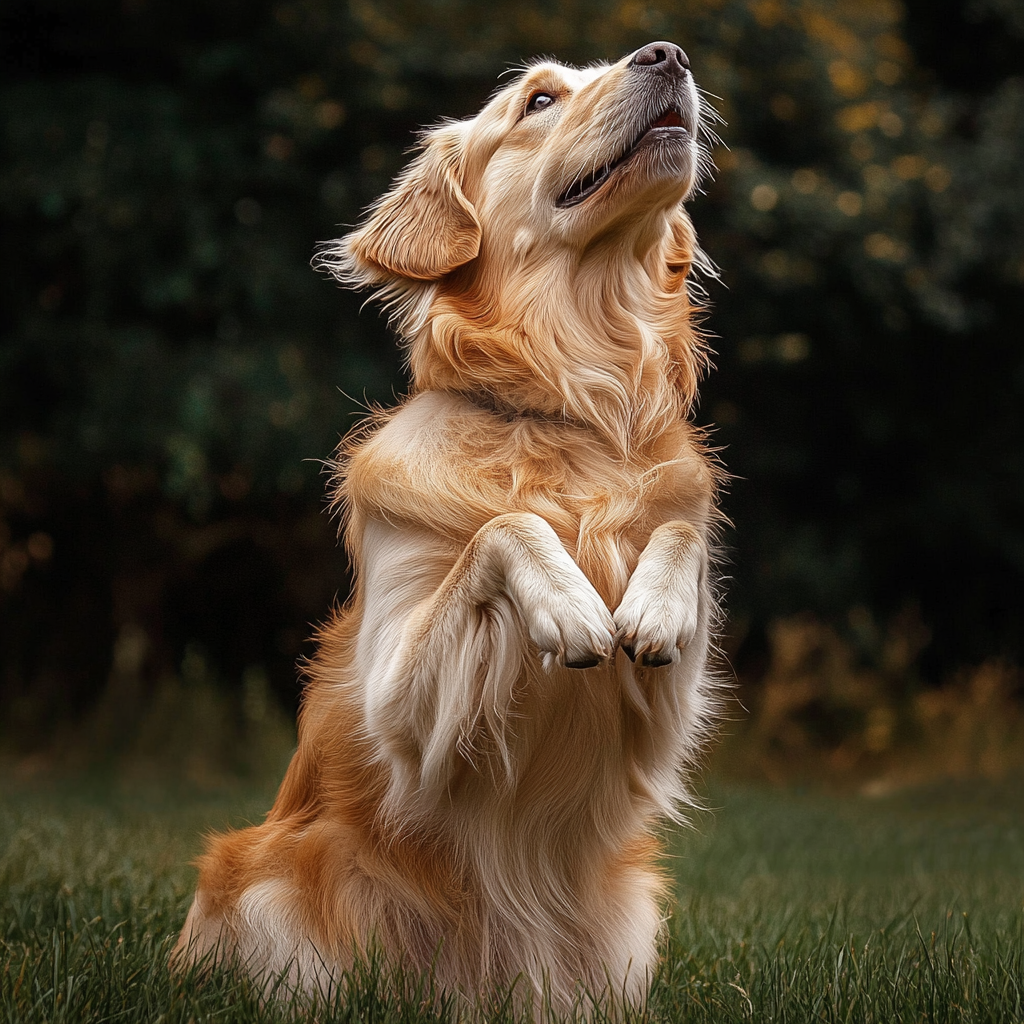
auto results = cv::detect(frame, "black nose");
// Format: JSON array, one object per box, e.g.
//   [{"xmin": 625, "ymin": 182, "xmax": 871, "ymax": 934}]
[{"xmin": 629, "ymin": 41, "xmax": 690, "ymax": 74}]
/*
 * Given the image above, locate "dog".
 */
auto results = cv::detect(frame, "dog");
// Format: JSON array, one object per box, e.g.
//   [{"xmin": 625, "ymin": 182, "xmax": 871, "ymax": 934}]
[{"xmin": 175, "ymin": 39, "xmax": 723, "ymax": 1017}]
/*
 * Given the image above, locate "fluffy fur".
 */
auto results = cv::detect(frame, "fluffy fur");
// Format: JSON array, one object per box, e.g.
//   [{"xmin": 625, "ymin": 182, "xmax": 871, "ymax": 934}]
[{"xmin": 175, "ymin": 41, "xmax": 725, "ymax": 1018}]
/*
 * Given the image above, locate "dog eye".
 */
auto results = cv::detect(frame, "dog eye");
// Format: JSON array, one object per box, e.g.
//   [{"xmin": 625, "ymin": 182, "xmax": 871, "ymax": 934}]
[{"xmin": 525, "ymin": 92, "xmax": 556, "ymax": 115}]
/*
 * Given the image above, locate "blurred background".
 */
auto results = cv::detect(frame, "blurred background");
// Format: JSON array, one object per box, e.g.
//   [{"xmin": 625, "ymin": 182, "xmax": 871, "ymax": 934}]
[{"xmin": 1, "ymin": 0, "xmax": 1022, "ymax": 787}]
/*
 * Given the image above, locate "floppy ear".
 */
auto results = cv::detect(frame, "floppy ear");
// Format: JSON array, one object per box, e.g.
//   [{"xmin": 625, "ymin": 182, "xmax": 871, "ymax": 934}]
[
  {"xmin": 322, "ymin": 123, "xmax": 481, "ymax": 288},
  {"xmin": 661, "ymin": 203, "xmax": 717, "ymax": 292},
  {"xmin": 664, "ymin": 204, "xmax": 698, "ymax": 278}
]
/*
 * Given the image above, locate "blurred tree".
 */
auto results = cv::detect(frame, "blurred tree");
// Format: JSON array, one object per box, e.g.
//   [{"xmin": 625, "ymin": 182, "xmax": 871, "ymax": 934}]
[
  {"xmin": 1, "ymin": 0, "xmax": 1021, "ymax": 753},
  {"xmin": 678, "ymin": 0, "xmax": 1024, "ymax": 676}
]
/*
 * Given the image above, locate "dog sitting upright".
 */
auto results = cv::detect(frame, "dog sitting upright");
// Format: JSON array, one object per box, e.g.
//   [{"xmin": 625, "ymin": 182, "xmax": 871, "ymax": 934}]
[{"xmin": 175, "ymin": 40, "xmax": 724, "ymax": 1017}]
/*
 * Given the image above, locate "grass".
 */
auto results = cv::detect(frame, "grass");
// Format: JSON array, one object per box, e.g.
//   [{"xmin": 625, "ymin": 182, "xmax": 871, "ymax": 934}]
[{"xmin": 2, "ymin": 774, "xmax": 1023, "ymax": 1022}]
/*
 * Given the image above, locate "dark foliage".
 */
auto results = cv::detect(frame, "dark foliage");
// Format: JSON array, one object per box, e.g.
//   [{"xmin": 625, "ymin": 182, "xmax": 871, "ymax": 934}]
[{"xmin": 1, "ymin": 0, "xmax": 1022, "ymax": 748}]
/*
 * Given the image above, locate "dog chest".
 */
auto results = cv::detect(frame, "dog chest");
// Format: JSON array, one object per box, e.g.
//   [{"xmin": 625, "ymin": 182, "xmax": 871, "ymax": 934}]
[{"xmin": 342, "ymin": 391, "xmax": 712, "ymax": 607}]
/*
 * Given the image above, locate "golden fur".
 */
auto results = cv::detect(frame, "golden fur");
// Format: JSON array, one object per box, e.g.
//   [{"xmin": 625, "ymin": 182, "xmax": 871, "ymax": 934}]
[{"xmin": 175, "ymin": 41, "xmax": 724, "ymax": 1017}]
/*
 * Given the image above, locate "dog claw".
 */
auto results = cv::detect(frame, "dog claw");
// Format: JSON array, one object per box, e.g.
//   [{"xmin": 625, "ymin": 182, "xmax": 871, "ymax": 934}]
[
  {"xmin": 641, "ymin": 652, "xmax": 673, "ymax": 668},
  {"xmin": 620, "ymin": 642, "xmax": 671, "ymax": 667}
]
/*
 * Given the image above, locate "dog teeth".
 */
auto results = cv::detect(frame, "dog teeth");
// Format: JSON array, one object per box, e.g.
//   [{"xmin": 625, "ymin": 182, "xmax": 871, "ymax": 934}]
[
  {"xmin": 560, "ymin": 163, "xmax": 613, "ymax": 207},
  {"xmin": 556, "ymin": 109, "xmax": 691, "ymax": 208}
]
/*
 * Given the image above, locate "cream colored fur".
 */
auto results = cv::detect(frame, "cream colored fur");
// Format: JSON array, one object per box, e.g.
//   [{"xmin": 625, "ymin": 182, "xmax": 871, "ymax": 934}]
[{"xmin": 175, "ymin": 41, "xmax": 724, "ymax": 1019}]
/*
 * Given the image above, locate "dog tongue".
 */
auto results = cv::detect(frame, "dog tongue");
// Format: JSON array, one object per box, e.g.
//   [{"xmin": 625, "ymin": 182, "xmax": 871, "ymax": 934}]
[{"xmin": 650, "ymin": 110, "xmax": 684, "ymax": 128}]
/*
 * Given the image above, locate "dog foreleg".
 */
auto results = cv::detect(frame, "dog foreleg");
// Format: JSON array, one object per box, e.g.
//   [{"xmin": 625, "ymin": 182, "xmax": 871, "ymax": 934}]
[
  {"xmin": 356, "ymin": 512, "xmax": 616, "ymax": 805},
  {"xmin": 613, "ymin": 520, "xmax": 707, "ymax": 668}
]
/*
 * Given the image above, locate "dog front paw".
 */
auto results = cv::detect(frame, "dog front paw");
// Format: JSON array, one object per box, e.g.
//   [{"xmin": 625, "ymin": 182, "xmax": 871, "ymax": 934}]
[
  {"xmin": 613, "ymin": 577, "xmax": 699, "ymax": 668},
  {"xmin": 528, "ymin": 585, "xmax": 617, "ymax": 671},
  {"xmin": 485, "ymin": 511, "xmax": 616, "ymax": 671},
  {"xmin": 613, "ymin": 522, "xmax": 706, "ymax": 669}
]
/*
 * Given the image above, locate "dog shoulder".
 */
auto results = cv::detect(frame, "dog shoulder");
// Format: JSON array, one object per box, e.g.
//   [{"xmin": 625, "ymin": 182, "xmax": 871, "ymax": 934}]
[
  {"xmin": 649, "ymin": 420, "xmax": 725, "ymax": 529},
  {"xmin": 339, "ymin": 392, "xmax": 508, "ymax": 544}
]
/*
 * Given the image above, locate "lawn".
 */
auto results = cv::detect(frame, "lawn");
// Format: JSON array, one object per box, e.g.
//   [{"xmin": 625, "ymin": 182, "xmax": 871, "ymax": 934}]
[{"xmin": 2, "ymin": 774, "xmax": 1022, "ymax": 1022}]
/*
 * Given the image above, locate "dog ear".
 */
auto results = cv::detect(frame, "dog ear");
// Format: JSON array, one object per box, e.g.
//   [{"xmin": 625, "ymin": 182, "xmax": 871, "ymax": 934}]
[
  {"xmin": 664, "ymin": 204, "xmax": 697, "ymax": 278},
  {"xmin": 323, "ymin": 123, "xmax": 481, "ymax": 287},
  {"xmin": 662, "ymin": 204, "xmax": 717, "ymax": 291}
]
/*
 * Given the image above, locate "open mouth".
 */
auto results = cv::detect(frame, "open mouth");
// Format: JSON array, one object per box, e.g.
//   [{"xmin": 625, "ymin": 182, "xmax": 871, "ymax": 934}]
[{"xmin": 556, "ymin": 108, "xmax": 689, "ymax": 208}]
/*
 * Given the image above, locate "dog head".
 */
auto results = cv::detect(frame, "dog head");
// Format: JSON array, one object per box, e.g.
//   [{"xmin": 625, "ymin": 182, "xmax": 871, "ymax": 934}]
[
  {"xmin": 319, "ymin": 43, "xmax": 716, "ymax": 442},
  {"xmin": 321, "ymin": 41, "xmax": 711, "ymax": 303}
]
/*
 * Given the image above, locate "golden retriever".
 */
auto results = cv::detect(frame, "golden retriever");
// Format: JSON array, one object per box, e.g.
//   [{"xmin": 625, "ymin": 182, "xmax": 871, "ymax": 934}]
[{"xmin": 175, "ymin": 39, "xmax": 723, "ymax": 1017}]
